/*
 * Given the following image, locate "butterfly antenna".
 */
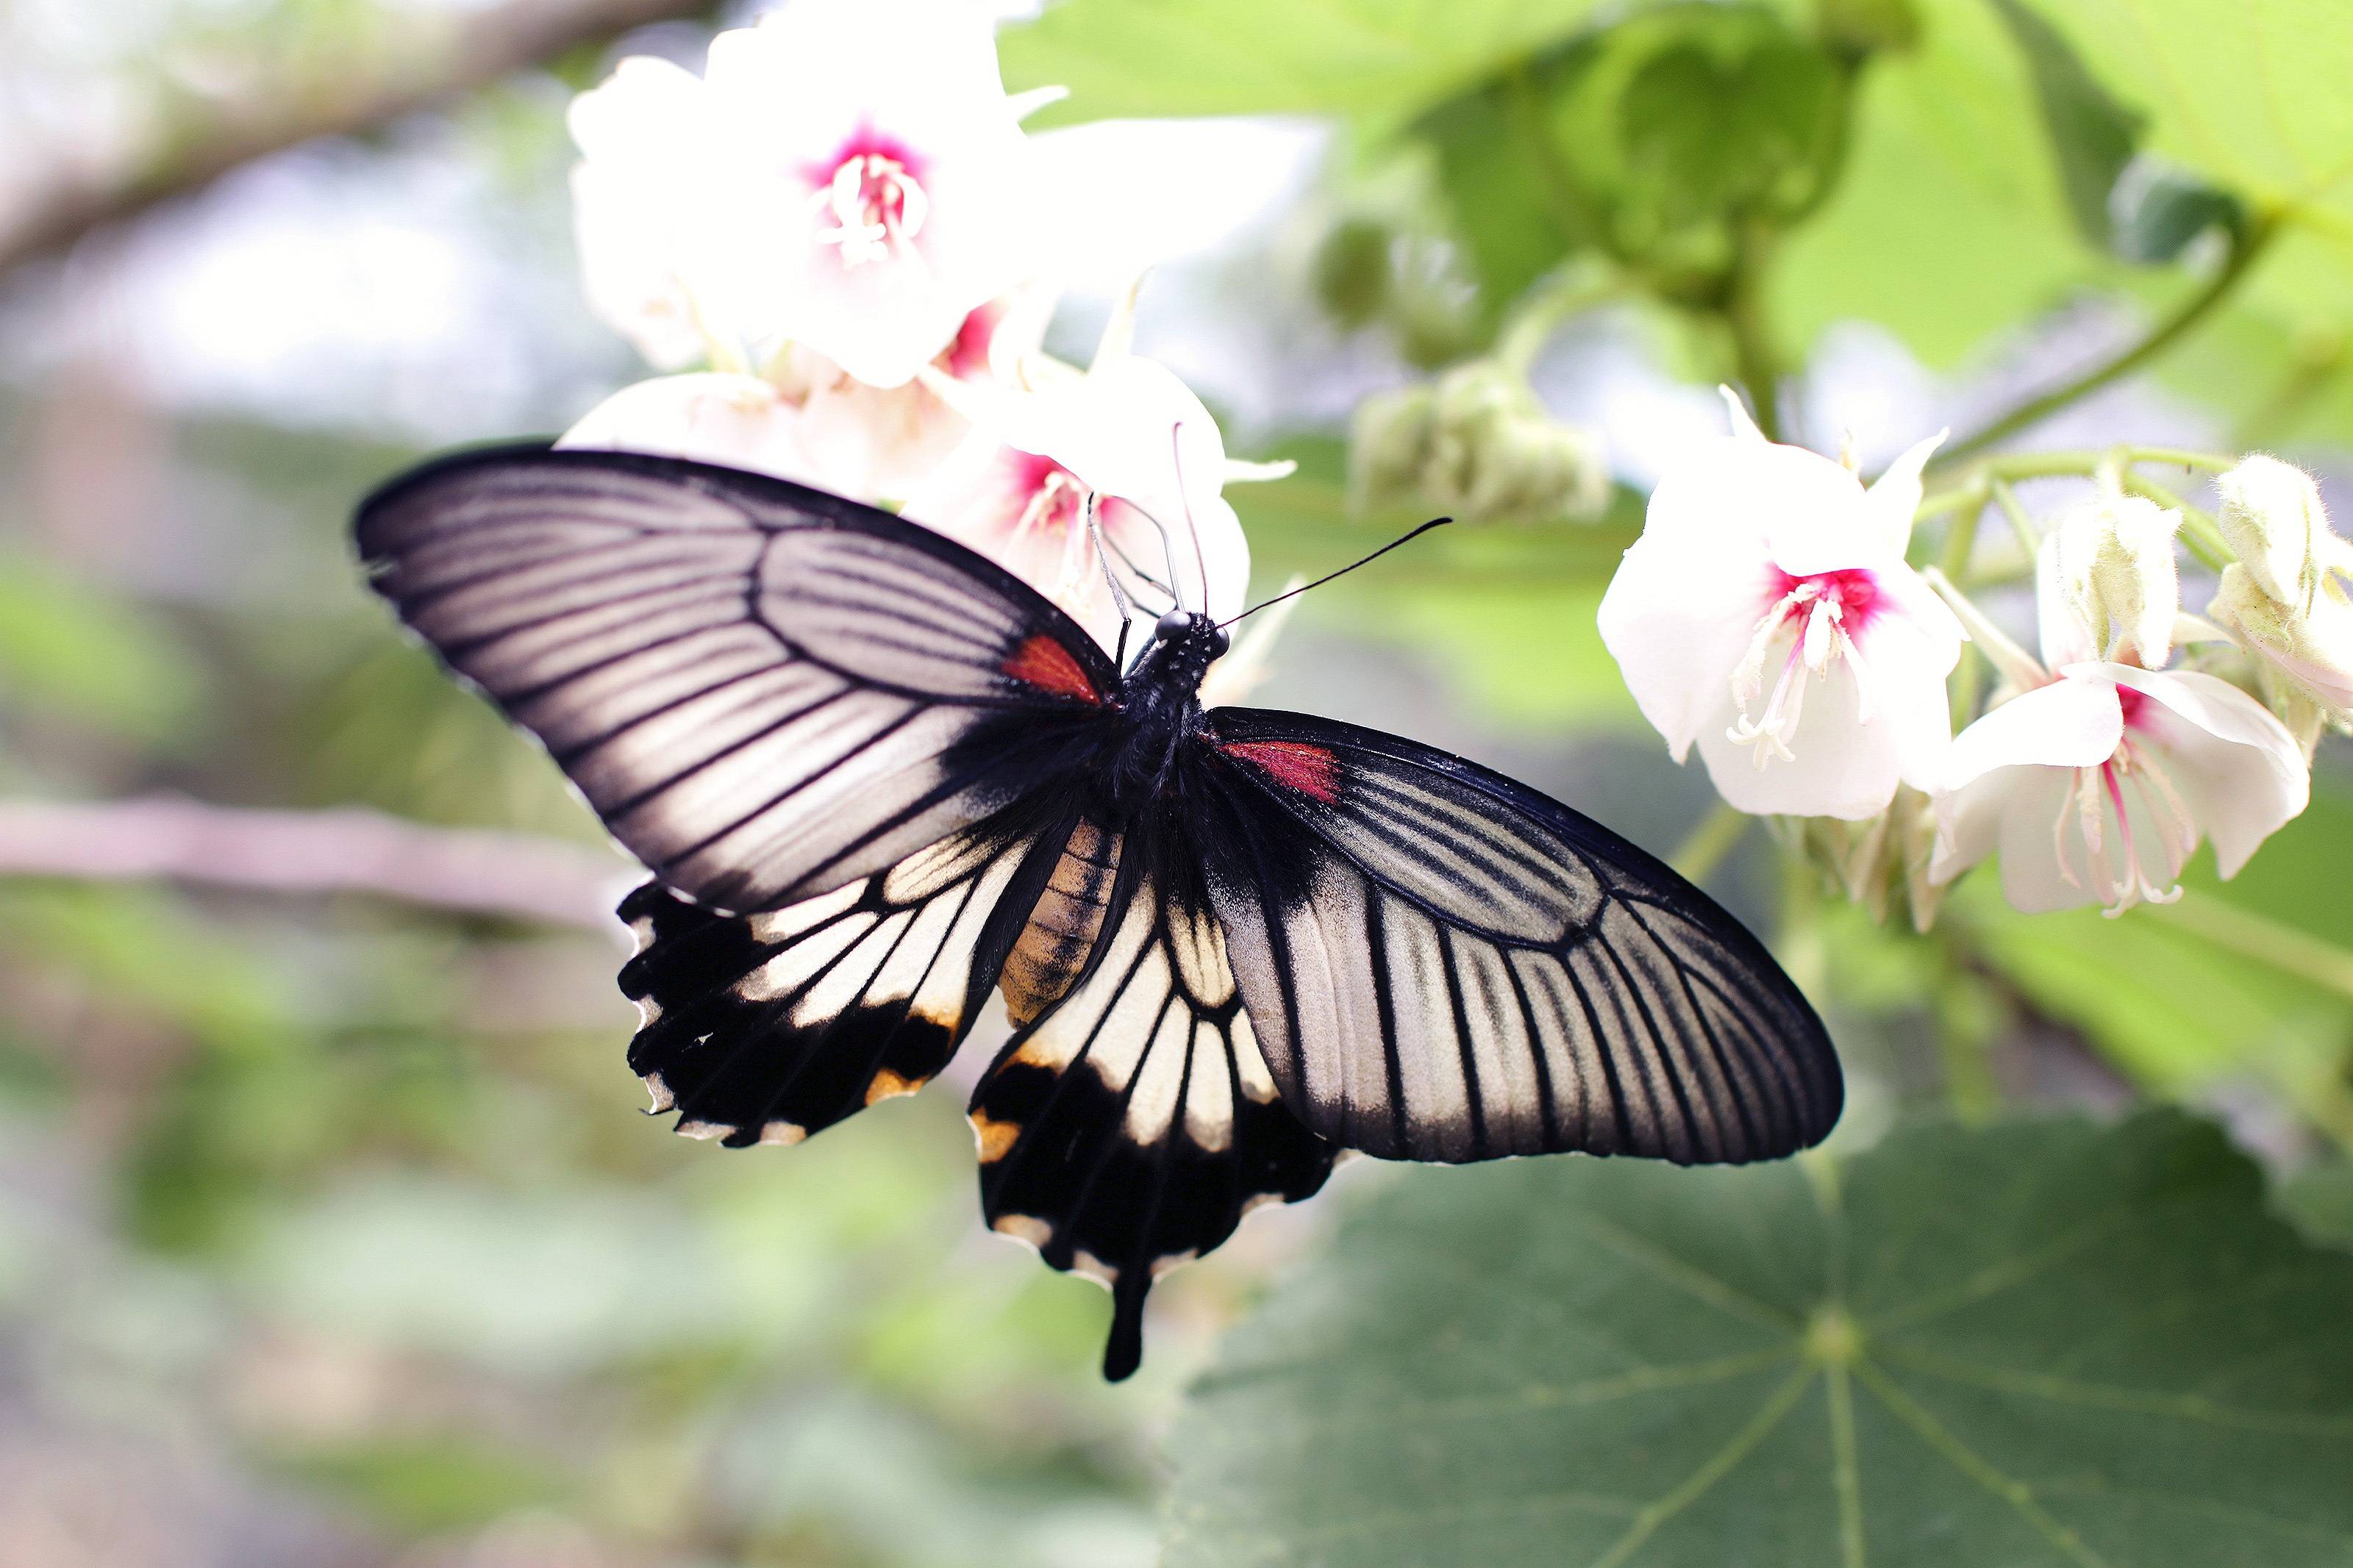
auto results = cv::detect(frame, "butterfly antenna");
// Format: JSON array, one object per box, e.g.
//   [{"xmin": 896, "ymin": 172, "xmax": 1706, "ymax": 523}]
[
  {"xmin": 1098, "ymin": 520, "xmax": 1179, "ymax": 609},
  {"xmin": 1085, "ymin": 493, "xmax": 1143, "ymax": 670},
  {"xmin": 1172, "ymin": 421, "xmax": 1212, "ymax": 612},
  {"xmin": 1216, "ymin": 516, "xmax": 1454, "ymax": 630},
  {"xmin": 1087, "ymin": 490, "xmax": 1138, "ymax": 629}
]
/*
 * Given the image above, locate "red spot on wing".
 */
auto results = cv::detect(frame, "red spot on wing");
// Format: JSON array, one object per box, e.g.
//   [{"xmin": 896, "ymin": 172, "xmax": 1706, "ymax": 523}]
[
  {"xmin": 1221, "ymin": 740, "xmax": 1341, "ymax": 803},
  {"xmin": 1002, "ymin": 634, "xmax": 1101, "ymax": 704}
]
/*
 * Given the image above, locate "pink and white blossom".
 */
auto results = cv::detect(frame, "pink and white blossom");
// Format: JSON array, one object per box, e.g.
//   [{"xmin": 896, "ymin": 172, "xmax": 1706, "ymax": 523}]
[
  {"xmin": 904, "ymin": 353, "xmax": 1252, "ymax": 651},
  {"xmin": 1596, "ymin": 396, "xmax": 1963, "ymax": 820},
  {"xmin": 556, "ymin": 372, "xmax": 823, "ymax": 481},
  {"xmin": 555, "ymin": 294, "xmax": 1040, "ymax": 504},
  {"xmin": 568, "ymin": 0, "xmax": 1054, "ymax": 389},
  {"xmin": 1929, "ymin": 537, "xmax": 2309, "ymax": 916}
]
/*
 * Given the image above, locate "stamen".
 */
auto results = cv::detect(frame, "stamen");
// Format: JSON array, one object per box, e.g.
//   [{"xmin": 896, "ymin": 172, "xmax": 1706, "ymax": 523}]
[
  {"xmin": 1724, "ymin": 572, "xmax": 1888, "ymax": 768},
  {"xmin": 813, "ymin": 151, "xmax": 929, "ymax": 269}
]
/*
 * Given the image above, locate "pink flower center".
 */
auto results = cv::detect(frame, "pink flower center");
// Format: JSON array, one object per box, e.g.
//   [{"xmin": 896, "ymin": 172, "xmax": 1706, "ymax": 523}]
[
  {"xmin": 1007, "ymin": 450, "xmax": 1088, "ymax": 535},
  {"xmin": 1765, "ymin": 568, "xmax": 1882, "ymax": 633},
  {"xmin": 1726, "ymin": 568, "xmax": 1888, "ymax": 766},
  {"xmin": 944, "ymin": 301, "xmax": 1004, "ymax": 381},
  {"xmin": 2115, "ymin": 684, "xmax": 2152, "ymax": 731},
  {"xmin": 808, "ymin": 127, "xmax": 929, "ymax": 268}
]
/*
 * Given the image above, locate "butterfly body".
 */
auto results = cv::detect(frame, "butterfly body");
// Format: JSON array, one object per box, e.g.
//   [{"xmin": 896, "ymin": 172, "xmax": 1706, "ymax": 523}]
[{"xmin": 356, "ymin": 444, "xmax": 1841, "ymax": 1380}]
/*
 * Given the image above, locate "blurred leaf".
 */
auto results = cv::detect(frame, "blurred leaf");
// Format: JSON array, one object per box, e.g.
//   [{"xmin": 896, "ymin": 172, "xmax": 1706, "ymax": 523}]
[
  {"xmin": 1974, "ymin": 0, "xmax": 2353, "ymax": 442},
  {"xmin": 1954, "ymin": 878, "xmax": 2353, "ymax": 1123},
  {"xmin": 1950, "ymin": 781, "xmax": 2353, "ymax": 1138},
  {"xmin": 1774, "ymin": 0, "xmax": 2093, "ymax": 366},
  {"xmin": 1414, "ymin": 5, "xmax": 1852, "ymax": 293},
  {"xmin": 999, "ymin": 0, "xmax": 1616, "ymax": 123},
  {"xmin": 0, "ymin": 551, "xmax": 208, "ymax": 745},
  {"xmin": 271, "ymin": 1434, "xmax": 568, "ymax": 1535},
  {"xmin": 1415, "ymin": 87, "xmax": 1585, "ymax": 319},
  {"xmin": 1987, "ymin": 0, "xmax": 2144, "ymax": 249},
  {"xmin": 1231, "ymin": 439, "xmax": 1643, "ymax": 726},
  {"xmin": 2281, "ymin": 1163, "xmax": 2353, "ymax": 1249},
  {"xmin": 1166, "ymin": 1112, "xmax": 2353, "ymax": 1566},
  {"xmin": 2108, "ymin": 158, "xmax": 2246, "ymax": 264}
]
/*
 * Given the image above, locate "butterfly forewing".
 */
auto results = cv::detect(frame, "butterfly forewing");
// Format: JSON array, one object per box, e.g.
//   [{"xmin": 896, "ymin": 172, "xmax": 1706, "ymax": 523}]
[
  {"xmin": 1197, "ymin": 708, "xmax": 1840, "ymax": 1166},
  {"xmin": 355, "ymin": 446, "xmax": 1117, "ymax": 912}
]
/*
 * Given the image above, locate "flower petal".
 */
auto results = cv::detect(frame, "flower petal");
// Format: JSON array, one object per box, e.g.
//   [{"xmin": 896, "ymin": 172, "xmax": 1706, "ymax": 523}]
[
  {"xmin": 1692, "ymin": 658, "xmax": 1904, "ymax": 819},
  {"xmin": 1944, "ymin": 673, "xmax": 2124, "ymax": 791},
  {"xmin": 1859, "ymin": 429, "xmax": 1945, "ymax": 556},
  {"xmin": 1596, "ymin": 527, "xmax": 1777, "ymax": 762},
  {"xmin": 556, "ymin": 373, "xmax": 818, "ymax": 482},
  {"xmin": 2108, "ymin": 666, "xmax": 2310, "ymax": 877}
]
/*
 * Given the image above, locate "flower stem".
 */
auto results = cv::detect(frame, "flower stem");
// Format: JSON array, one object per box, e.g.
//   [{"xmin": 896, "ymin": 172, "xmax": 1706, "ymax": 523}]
[
  {"xmin": 2146, "ymin": 893, "xmax": 2353, "ymax": 1006},
  {"xmin": 2118, "ymin": 471, "xmax": 2232, "ymax": 570},
  {"xmin": 1935, "ymin": 216, "xmax": 2279, "ymax": 467},
  {"xmin": 1936, "ymin": 494, "xmax": 1982, "ymax": 580},
  {"xmin": 1670, "ymin": 801, "xmax": 1752, "ymax": 884},
  {"xmin": 1990, "ymin": 479, "xmax": 2040, "ymax": 559},
  {"xmin": 1497, "ymin": 272, "xmax": 1629, "ymax": 378},
  {"xmin": 1723, "ymin": 223, "xmax": 1783, "ymax": 442}
]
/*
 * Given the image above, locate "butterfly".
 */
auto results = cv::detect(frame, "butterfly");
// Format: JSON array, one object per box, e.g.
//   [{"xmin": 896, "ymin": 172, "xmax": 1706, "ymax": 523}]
[{"xmin": 354, "ymin": 443, "xmax": 1840, "ymax": 1379}]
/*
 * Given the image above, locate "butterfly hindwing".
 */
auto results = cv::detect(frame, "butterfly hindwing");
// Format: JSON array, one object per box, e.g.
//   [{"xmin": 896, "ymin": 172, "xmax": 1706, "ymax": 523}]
[
  {"xmin": 618, "ymin": 815, "xmax": 1071, "ymax": 1147},
  {"xmin": 968, "ymin": 837, "xmax": 1339, "ymax": 1379},
  {"xmin": 356, "ymin": 446, "xmax": 1116, "ymax": 912},
  {"xmin": 1197, "ymin": 708, "xmax": 1840, "ymax": 1166}
]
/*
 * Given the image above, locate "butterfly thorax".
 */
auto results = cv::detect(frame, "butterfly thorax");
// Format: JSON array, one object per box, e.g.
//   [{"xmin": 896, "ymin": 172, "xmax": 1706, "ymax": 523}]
[{"xmin": 1105, "ymin": 614, "xmax": 1227, "ymax": 810}]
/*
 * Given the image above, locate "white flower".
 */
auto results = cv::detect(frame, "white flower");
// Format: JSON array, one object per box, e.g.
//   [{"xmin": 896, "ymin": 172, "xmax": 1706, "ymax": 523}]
[
  {"xmin": 904, "ymin": 353, "xmax": 1252, "ymax": 652},
  {"xmin": 557, "ymin": 372, "xmax": 823, "ymax": 481},
  {"xmin": 556, "ymin": 293, "xmax": 1044, "ymax": 504},
  {"xmin": 782, "ymin": 290, "xmax": 1046, "ymax": 500},
  {"xmin": 1596, "ymin": 395, "xmax": 1963, "ymax": 820},
  {"xmin": 1930, "ymin": 535, "xmax": 2309, "ymax": 916},
  {"xmin": 568, "ymin": 56, "xmax": 737, "ymax": 369},
  {"xmin": 568, "ymin": 0, "xmax": 1054, "ymax": 387}
]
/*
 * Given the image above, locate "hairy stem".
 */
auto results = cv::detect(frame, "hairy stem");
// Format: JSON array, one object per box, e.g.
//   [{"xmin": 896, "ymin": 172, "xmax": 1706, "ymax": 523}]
[{"xmin": 1935, "ymin": 217, "xmax": 2279, "ymax": 466}]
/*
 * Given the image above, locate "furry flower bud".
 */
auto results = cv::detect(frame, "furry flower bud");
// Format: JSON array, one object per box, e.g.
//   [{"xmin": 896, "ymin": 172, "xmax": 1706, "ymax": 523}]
[
  {"xmin": 1351, "ymin": 362, "xmax": 1609, "ymax": 525},
  {"xmin": 2209, "ymin": 548, "xmax": 2353, "ymax": 726},
  {"xmin": 2215, "ymin": 454, "xmax": 2327, "ymax": 609},
  {"xmin": 2049, "ymin": 495, "xmax": 2181, "ymax": 668}
]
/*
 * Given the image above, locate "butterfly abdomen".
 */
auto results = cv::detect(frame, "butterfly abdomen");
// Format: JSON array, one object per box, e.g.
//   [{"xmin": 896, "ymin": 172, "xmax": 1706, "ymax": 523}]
[{"xmin": 999, "ymin": 821, "xmax": 1122, "ymax": 1025}]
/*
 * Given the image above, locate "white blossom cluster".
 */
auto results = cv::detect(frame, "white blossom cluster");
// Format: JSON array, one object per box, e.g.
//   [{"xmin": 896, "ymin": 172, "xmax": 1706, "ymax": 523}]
[
  {"xmin": 554, "ymin": 1, "xmax": 2338, "ymax": 928},
  {"xmin": 1601, "ymin": 397, "xmax": 2337, "ymax": 920},
  {"xmin": 555, "ymin": 0, "xmax": 1271, "ymax": 655}
]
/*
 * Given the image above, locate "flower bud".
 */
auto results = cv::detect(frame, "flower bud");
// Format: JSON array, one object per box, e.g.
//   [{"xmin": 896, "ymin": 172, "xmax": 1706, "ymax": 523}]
[
  {"xmin": 1352, "ymin": 362, "xmax": 1609, "ymax": 525},
  {"xmin": 2215, "ymin": 454, "xmax": 2328, "ymax": 609},
  {"xmin": 2051, "ymin": 494, "xmax": 2180, "ymax": 667},
  {"xmin": 2209, "ymin": 550, "xmax": 2353, "ymax": 727},
  {"xmin": 1791, "ymin": 786, "xmax": 1943, "ymax": 931}
]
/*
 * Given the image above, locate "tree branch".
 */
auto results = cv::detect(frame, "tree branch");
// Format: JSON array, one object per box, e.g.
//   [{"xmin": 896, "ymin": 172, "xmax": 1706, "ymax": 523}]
[
  {"xmin": 0, "ymin": 0, "xmax": 714, "ymax": 279},
  {"xmin": 0, "ymin": 797, "xmax": 635, "ymax": 930}
]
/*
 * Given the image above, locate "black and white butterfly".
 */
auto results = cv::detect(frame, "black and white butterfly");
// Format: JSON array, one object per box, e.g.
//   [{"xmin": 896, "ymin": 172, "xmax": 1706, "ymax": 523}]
[{"xmin": 355, "ymin": 444, "xmax": 1840, "ymax": 1379}]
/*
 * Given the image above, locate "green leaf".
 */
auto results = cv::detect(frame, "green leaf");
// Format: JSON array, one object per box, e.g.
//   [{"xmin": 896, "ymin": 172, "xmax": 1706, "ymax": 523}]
[
  {"xmin": 1165, "ymin": 1113, "xmax": 2353, "ymax": 1566},
  {"xmin": 2281, "ymin": 1163, "xmax": 2353, "ymax": 1250},
  {"xmin": 1773, "ymin": 0, "xmax": 2093, "ymax": 367},
  {"xmin": 1966, "ymin": 0, "xmax": 2353, "ymax": 440},
  {"xmin": 999, "ymin": 0, "xmax": 1616, "ymax": 123},
  {"xmin": 1987, "ymin": 0, "xmax": 2145, "ymax": 248}
]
